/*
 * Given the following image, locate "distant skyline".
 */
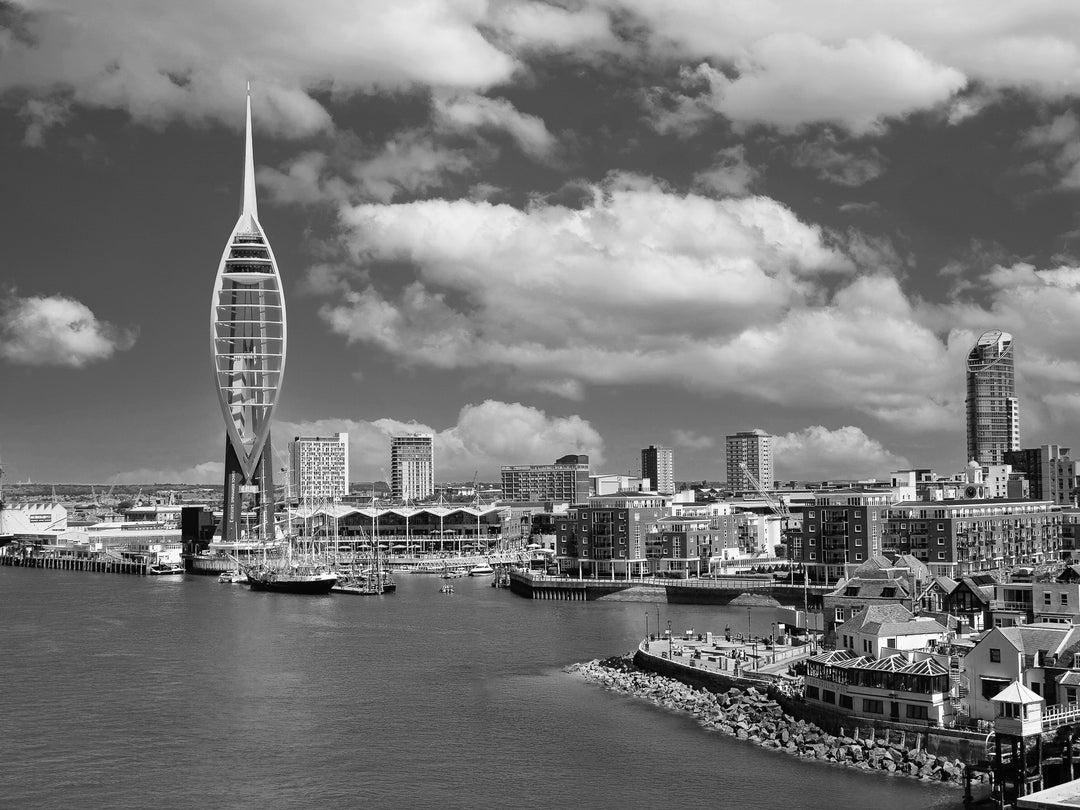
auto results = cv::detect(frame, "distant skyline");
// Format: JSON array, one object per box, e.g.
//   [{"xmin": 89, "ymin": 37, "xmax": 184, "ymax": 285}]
[{"xmin": 4, "ymin": 3, "xmax": 1080, "ymax": 484}]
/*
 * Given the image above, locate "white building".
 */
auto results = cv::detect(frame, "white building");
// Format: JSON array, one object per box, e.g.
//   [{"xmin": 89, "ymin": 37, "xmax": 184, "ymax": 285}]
[
  {"xmin": 726, "ymin": 429, "xmax": 774, "ymax": 491},
  {"xmin": 290, "ymin": 432, "xmax": 349, "ymax": 502},
  {"xmin": 391, "ymin": 433, "xmax": 434, "ymax": 502}
]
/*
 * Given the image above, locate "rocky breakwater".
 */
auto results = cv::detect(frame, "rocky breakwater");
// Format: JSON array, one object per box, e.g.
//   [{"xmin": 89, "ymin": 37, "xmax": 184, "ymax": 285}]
[{"xmin": 569, "ymin": 656, "xmax": 982, "ymax": 787}]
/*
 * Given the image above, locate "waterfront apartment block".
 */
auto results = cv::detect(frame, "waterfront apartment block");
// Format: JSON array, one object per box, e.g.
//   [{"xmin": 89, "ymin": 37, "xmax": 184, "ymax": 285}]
[
  {"xmin": 390, "ymin": 433, "xmax": 434, "ymax": 502},
  {"xmin": 884, "ymin": 498, "xmax": 1061, "ymax": 577},
  {"xmin": 966, "ymin": 329, "xmax": 1019, "ymax": 465},
  {"xmin": 554, "ymin": 492, "xmax": 670, "ymax": 577},
  {"xmin": 725, "ymin": 430, "xmax": 773, "ymax": 491},
  {"xmin": 1004, "ymin": 445, "xmax": 1078, "ymax": 506},
  {"xmin": 289, "ymin": 432, "xmax": 349, "ymax": 502},
  {"xmin": 797, "ymin": 490, "xmax": 889, "ymax": 583},
  {"xmin": 640, "ymin": 445, "xmax": 674, "ymax": 495},
  {"xmin": 501, "ymin": 454, "xmax": 590, "ymax": 504}
]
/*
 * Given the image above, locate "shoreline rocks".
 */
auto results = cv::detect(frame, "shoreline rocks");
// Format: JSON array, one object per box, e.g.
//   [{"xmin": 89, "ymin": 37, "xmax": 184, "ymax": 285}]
[{"xmin": 570, "ymin": 655, "xmax": 981, "ymax": 787}]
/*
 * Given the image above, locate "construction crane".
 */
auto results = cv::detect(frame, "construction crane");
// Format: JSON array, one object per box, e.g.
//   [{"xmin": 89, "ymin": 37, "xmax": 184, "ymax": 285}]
[{"xmin": 739, "ymin": 462, "xmax": 789, "ymax": 520}]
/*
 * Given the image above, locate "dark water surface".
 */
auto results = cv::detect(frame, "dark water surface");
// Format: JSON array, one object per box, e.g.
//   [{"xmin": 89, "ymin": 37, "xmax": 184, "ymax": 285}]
[{"xmin": 1, "ymin": 568, "xmax": 967, "ymax": 809}]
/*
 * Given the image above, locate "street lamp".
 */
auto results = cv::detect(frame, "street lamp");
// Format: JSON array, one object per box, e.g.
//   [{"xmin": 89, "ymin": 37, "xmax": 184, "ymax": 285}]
[
  {"xmin": 667, "ymin": 620, "xmax": 673, "ymax": 658},
  {"xmin": 645, "ymin": 611, "xmax": 649, "ymax": 641}
]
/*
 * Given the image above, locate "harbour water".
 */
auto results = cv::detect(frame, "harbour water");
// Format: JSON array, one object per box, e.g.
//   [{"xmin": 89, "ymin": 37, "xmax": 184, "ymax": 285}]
[{"xmin": 1, "ymin": 568, "xmax": 966, "ymax": 809}]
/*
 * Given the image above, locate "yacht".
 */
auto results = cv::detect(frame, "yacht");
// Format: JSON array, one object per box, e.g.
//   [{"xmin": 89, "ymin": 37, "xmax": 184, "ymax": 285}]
[{"xmin": 469, "ymin": 563, "xmax": 495, "ymax": 576}]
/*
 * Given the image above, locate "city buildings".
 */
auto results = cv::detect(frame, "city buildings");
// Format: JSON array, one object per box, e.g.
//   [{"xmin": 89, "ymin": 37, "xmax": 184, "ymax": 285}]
[
  {"xmin": 797, "ymin": 489, "xmax": 890, "ymax": 583},
  {"xmin": 211, "ymin": 90, "xmax": 286, "ymax": 543},
  {"xmin": 501, "ymin": 454, "xmax": 590, "ymax": 504},
  {"xmin": 966, "ymin": 329, "xmax": 1019, "ymax": 465},
  {"xmin": 289, "ymin": 433, "xmax": 349, "ymax": 502},
  {"xmin": 1004, "ymin": 445, "xmax": 1078, "ymax": 506},
  {"xmin": 640, "ymin": 445, "xmax": 674, "ymax": 495},
  {"xmin": 726, "ymin": 430, "xmax": 774, "ymax": 491},
  {"xmin": 553, "ymin": 491, "xmax": 670, "ymax": 577},
  {"xmin": 390, "ymin": 434, "xmax": 434, "ymax": 502},
  {"xmin": 884, "ymin": 498, "xmax": 1062, "ymax": 577}
]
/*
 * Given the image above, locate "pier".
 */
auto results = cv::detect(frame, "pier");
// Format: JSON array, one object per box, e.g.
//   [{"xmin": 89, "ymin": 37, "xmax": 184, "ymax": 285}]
[
  {"xmin": 508, "ymin": 569, "xmax": 827, "ymax": 606},
  {"xmin": 0, "ymin": 551, "xmax": 147, "ymax": 575}
]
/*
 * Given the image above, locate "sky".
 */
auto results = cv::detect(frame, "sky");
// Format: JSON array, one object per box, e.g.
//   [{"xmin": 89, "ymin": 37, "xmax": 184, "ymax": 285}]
[{"xmin": 3, "ymin": 2, "xmax": 1080, "ymax": 486}]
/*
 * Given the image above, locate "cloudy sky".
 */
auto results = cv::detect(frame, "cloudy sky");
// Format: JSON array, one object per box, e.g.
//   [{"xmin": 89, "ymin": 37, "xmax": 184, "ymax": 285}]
[{"xmin": 4, "ymin": 1, "xmax": 1080, "ymax": 486}]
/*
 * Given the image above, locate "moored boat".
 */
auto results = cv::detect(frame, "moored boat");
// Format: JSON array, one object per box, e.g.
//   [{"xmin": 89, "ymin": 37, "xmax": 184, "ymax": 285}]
[
  {"xmin": 245, "ymin": 565, "xmax": 337, "ymax": 594},
  {"xmin": 149, "ymin": 563, "xmax": 185, "ymax": 575},
  {"xmin": 218, "ymin": 569, "xmax": 246, "ymax": 583},
  {"xmin": 469, "ymin": 563, "xmax": 494, "ymax": 576}
]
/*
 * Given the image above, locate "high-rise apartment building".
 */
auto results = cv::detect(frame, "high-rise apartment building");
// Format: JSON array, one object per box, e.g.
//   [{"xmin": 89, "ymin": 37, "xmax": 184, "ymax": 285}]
[
  {"xmin": 640, "ymin": 445, "xmax": 674, "ymax": 495},
  {"xmin": 501, "ymin": 454, "xmax": 590, "ymax": 503},
  {"xmin": 390, "ymin": 434, "xmax": 434, "ymax": 502},
  {"xmin": 289, "ymin": 433, "xmax": 349, "ymax": 502},
  {"xmin": 966, "ymin": 329, "xmax": 1019, "ymax": 465},
  {"xmin": 211, "ymin": 89, "xmax": 286, "ymax": 542},
  {"xmin": 726, "ymin": 430, "xmax": 774, "ymax": 491}
]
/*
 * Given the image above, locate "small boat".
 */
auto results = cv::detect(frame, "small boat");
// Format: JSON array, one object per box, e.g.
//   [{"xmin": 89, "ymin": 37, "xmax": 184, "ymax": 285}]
[
  {"xmin": 218, "ymin": 570, "xmax": 245, "ymax": 583},
  {"xmin": 149, "ymin": 563, "xmax": 184, "ymax": 576},
  {"xmin": 469, "ymin": 563, "xmax": 494, "ymax": 576},
  {"xmin": 440, "ymin": 583, "xmax": 454, "ymax": 594},
  {"xmin": 246, "ymin": 567, "xmax": 338, "ymax": 594}
]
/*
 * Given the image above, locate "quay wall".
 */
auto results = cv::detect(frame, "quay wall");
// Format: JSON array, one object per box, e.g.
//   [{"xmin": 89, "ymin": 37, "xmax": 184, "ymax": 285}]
[
  {"xmin": 509, "ymin": 570, "xmax": 825, "ymax": 607},
  {"xmin": 0, "ymin": 553, "xmax": 147, "ymax": 575}
]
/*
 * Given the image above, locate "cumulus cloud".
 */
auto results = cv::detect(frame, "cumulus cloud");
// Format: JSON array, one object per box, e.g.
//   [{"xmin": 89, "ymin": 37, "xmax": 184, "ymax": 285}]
[
  {"xmin": 0, "ymin": 294, "xmax": 137, "ymax": 368},
  {"xmin": 0, "ymin": 0, "xmax": 517, "ymax": 136},
  {"xmin": 314, "ymin": 175, "xmax": 980, "ymax": 425},
  {"xmin": 274, "ymin": 400, "xmax": 604, "ymax": 481},
  {"xmin": 619, "ymin": 1, "xmax": 1080, "ymax": 132},
  {"xmin": 773, "ymin": 425, "xmax": 910, "ymax": 481},
  {"xmin": 106, "ymin": 461, "xmax": 224, "ymax": 485}
]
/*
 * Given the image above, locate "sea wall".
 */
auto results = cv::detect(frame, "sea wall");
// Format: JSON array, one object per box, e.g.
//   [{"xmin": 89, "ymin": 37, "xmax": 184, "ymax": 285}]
[{"xmin": 570, "ymin": 656, "xmax": 983, "ymax": 788}]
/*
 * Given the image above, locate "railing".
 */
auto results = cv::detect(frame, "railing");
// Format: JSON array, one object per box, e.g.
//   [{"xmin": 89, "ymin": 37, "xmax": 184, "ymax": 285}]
[
  {"xmin": 989, "ymin": 600, "xmax": 1032, "ymax": 611},
  {"xmin": 1042, "ymin": 702, "xmax": 1080, "ymax": 730}
]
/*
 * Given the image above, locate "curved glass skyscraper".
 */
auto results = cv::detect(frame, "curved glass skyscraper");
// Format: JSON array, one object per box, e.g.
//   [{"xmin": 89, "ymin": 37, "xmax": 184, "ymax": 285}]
[
  {"xmin": 966, "ymin": 329, "xmax": 1018, "ymax": 465},
  {"xmin": 211, "ymin": 89, "xmax": 287, "ymax": 542}
]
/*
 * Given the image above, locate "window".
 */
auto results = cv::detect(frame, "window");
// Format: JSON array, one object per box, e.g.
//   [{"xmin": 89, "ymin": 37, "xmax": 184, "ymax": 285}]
[
  {"xmin": 809, "ymin": 552, "xmax": 816, "ymax": 560},
  {"xmin": 855, "ymin": 525, "xmax": 863, "ymax": 532},
  {"xmin": 1063, "ymin": 593, "xmax": 1070, "ymax": 606},
  {"xmin": 805, "ymin": 685, "xmax": 820, "ymax": 700},
  {"xmin": 855, "ymin": 553, "xmax": 863, "ymax": 561},
  {"xmin": 990, "ymin": 648, "xmax": 1001, "ymax": 663},
  {"xmin": 937, "ymin": 523, "xmax": 944, "ymax": 530},
  {"xmin": 938, "ymin": 537, "xmax": 945, "ymax": 544},
  {"xmin": 938, "ymin": 552, "xmax": 946, "ymax": 560},
  {"xmin": 906, "ymin": 705, "xmax": 930, "ymax": 720},
  {"xmin": 809, "ymin": 511, "xmax": 815, "ymax": 519},
  {"xmin": 839, "ymin": 694, "xmax": 853, "ymax": 709},
  {"xmin": 981, "ymin": 677, "xmax": 1010, "ymax": 700},
  {"xmin": 862, "ymin": 699, "xmax": 884, "ymax": 714},
  {"xmin": 835, "ymin": 607, "xmax": 845, "ymax": 621},
  {"xmin": 823, "ymin": 690, "xmax": 836, "ymax": 704},
  {"xmin": 1045, "ymin": 592, "xmax": 1052, "ymax": 606}
]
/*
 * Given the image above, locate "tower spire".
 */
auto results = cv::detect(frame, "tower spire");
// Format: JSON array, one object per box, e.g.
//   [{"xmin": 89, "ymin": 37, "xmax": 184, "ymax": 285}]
[{"xmin": 242, "ymin": 82, "xmax": 258, "ymax": 223}]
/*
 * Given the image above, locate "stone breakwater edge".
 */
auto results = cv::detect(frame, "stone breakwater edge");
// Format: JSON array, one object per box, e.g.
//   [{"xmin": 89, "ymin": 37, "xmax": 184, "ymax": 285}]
[{"xmin": 568, "ymin": 655, "xmax": 982, "ymax": 788}]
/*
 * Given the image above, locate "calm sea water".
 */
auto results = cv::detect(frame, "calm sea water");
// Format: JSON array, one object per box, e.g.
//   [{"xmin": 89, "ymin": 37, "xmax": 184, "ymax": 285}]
[{"xmin": 1, "ymin": 568, "xmax": 969, "ymax": 809}]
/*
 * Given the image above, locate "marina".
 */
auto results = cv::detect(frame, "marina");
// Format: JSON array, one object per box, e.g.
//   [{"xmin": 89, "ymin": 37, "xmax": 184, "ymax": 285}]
[{"xmin": 0, "ymin": 566, "xmax": 965, "ymax": 810}]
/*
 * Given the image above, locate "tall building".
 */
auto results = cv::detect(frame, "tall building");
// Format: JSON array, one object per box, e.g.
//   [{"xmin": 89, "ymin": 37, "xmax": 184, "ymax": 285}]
[
  {"xmin": 640, "ymin": 445, "xmax": 674, "ymax": 495},
  {"xmin": 211, "ymin": 89, "xmax": 286, "ymax": 543},
  {"xmin": 290, "ymin": 433, "xmax": 349, "ymax": 502},
  {"xmin": 501, "ymin": 454, "xmax": 590, "ymax": 503},
  {"xmin": 966, "ymin": 329, "xmax": 1019, "ymax": 465},
  {"xmin": 390, "ymin": 434, "xmax": 434, "ymax": 502},
  {"xmin": 726, "ymin": 430, "xmax": 773, "ymax": 491}
]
